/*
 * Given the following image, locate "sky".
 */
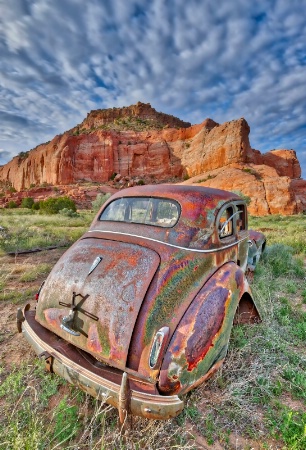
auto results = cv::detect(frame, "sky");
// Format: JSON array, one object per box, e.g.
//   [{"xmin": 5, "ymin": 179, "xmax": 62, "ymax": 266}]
[{"xmin": 1, "ymin": 0, "xmax": 306, "ymax": 177}]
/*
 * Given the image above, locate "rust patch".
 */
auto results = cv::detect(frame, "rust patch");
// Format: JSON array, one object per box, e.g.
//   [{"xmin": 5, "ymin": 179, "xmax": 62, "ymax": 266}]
[
  {"xmin": 87, "ymin": 323, "xmax": 103, "ymax": 353},
  {"xmin": 44, "ymin": 308, "xmax": 63, "ymax": 329},
  {"xmin": 186, "ymin": 286, "xmax": 229, "ymax": 371}
]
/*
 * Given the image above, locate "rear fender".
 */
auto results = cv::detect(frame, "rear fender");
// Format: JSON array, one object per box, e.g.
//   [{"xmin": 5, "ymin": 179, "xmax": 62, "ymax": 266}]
[
  {"xmin": 247, "ymin": 230, "xmax": 266, "ymax": 269},
  {"xmin": 158, "ymin": 262, "xmax": 253, "ymax": 395}
]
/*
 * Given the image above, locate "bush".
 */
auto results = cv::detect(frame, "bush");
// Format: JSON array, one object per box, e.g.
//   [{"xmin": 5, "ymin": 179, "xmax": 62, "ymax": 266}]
[
  {"xmin": 21, "ymin": 197, "xmax": 34, "ymax": 209},
  {"xmin": 32, "ymin": 202, "xmax": 40, "ymax": 210},
  {"xmin": 92, "ymin": 193, "xmax": 111, "ymax": 211},
  {"xmin": 39, "ymin": 197, "xmax": 77, "ymax": 215},
  {"xmin": 59, "ymin": 208, "xmax": 79, "ymax": 218},
  {"xmin": 18, "ymin": 151, "xmax": 29, "ymax": 159},
  {"xmin": 7, "ymin": 200, "xmax": 18, "ymax": 208}
]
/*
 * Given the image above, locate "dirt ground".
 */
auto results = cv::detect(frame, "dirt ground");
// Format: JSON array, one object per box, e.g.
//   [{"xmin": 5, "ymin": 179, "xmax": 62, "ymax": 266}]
[{"xmin": 0, "ymin": 248, "xmax": 66, "ymax": 369}]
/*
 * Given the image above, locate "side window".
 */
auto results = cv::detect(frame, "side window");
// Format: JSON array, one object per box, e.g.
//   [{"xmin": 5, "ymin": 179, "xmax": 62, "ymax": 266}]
[
  {"xmin": 236, "ymin": 204, "xmax": 246, "ymax": 231},
  {"xmin": 218, "ymin": 206, "xmax": 234, "ymax": 238}
]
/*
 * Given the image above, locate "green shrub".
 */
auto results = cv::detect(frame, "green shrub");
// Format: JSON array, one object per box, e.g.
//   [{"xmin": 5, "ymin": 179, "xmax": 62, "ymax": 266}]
[
  {"xmin": 18, "ymin": 151, "xmax": 29, "ymax": 159},
  {"xmin": 137, "ymin": 179, "xmax": 145, "ymax": 185},
  {"xmin": 32, "ymin": 201, "xmax": 40, "ymax": 210},
  {"xmin": 92, "ymin": 193, "xmax": 111, "ymax": 211},
  {"xmin": 21, "ymin": 197, "xmax": 34, "ymax": 209},
  {"xmin": 39, "ymin": 197, "xmax": 77, "ymax": 215},
  {"xmin": 7, "ymin": 200, "xmax": 18, "ymax": 209},
  {"xmin": 59, "ymin": 208, "xmax": 79, "ymax": 218}
]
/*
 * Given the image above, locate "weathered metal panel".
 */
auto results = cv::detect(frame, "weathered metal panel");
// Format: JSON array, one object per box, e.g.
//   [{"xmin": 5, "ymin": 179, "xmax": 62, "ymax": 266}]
[
  {"xmin": 159, "ymin": 262, "xmax": 250, "ymax": 394},
  {"xmin": 128, "ymin": 244, "xmax": 239, "ymax": 379},
  {"xmin": 35, "ymin": 238, "xmax": 160, "ymax": 369}
]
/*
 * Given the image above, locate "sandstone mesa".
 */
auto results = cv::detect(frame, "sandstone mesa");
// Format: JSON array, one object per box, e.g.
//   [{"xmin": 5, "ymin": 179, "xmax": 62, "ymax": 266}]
[{"xmin": 0, "ymin": 102, "xmax": 305, "ymax": 215}]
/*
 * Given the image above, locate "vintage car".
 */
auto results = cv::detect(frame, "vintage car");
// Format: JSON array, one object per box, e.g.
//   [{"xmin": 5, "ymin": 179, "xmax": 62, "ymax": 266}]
[{"xmin": 17, "ymin": 185, "xmax": 265, "ymax": 422}]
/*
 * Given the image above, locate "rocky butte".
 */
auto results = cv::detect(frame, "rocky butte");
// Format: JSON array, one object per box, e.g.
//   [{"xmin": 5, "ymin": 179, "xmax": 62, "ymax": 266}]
[{"xmin": 0, "ymin": 102, "xmax": 305, "ymax": 215}]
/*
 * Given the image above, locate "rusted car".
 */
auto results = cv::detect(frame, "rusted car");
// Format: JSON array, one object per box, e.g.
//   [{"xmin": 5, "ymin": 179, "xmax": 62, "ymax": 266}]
[{"xmin": 17, "ymin": 185, "xmax": 265, "ymax": 422}]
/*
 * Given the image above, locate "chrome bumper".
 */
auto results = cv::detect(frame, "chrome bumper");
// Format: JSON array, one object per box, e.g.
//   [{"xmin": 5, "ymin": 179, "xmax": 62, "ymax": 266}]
[{"xmin": 19, "ymin": 305, "xmax": 184, "ymax": 420}]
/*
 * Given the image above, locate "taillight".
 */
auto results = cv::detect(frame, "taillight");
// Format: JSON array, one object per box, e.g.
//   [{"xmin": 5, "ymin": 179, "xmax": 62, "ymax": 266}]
[
  {"xmin": 149, "ymin": 326, "xmax": 170, "ymax": 369},
  {"xmin": 35, "ymin": 280, "xmax": 45, "ymax": 301}
]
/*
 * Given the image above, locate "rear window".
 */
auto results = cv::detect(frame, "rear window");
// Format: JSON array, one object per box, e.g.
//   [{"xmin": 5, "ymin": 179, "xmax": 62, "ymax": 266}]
[{"xmin": 100, "ymin": 197, "xmax": 180, "ymax": 228}]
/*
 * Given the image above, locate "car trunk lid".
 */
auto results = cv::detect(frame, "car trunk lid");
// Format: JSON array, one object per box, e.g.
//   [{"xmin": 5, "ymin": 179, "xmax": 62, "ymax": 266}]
[{"xmin": 35, "ymin": 237, "xmax": 160, "ymax": 370}]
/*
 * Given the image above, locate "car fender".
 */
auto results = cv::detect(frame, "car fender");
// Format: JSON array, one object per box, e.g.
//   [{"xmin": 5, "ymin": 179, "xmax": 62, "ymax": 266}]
[
  {"xmin": 158, "ymin": 261, "xmax": 258, "ymax": 395},
  {"xmin": 247, "ymin": 229, "xmax": 266, "ymax": 269}
]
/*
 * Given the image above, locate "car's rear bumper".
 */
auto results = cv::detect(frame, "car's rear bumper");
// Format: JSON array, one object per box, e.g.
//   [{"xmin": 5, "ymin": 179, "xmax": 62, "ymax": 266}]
[{"xmin": 19, "ymin": 305, "xmax": 184, "ymax": 420}]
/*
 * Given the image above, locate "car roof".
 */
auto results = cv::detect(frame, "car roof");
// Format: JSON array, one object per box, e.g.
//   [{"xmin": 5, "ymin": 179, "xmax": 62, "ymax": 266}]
[
  {"xmin": 109, "ymin": 184, "xmax": 240, "ymax": 204},
  {"xmin": 90, "ymin": 184, "xmax": 243, "ymax": 250}
]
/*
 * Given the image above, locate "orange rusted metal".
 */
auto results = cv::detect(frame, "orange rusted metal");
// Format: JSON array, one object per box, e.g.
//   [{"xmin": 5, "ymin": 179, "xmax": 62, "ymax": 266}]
[{"xmin": 18, "ymin": 185, "xmax": 265, "ymax": 420}]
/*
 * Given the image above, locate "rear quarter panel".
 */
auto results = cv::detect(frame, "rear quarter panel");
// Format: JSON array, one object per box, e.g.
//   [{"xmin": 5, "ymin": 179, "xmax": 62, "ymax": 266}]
[{"xmin": 158, "ymin": 262, "xmax": 251, "ymax": 395}]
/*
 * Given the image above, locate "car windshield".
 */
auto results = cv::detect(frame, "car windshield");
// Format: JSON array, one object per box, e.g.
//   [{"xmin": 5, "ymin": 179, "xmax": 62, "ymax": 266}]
[{"xmin": 100, "ymin": 197, "xmax": 180, "ymax": 228}]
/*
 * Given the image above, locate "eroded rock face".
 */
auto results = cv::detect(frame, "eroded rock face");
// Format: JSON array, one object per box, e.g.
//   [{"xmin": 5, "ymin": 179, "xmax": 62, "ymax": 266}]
[
  {"xmin": 0, "ymin": 103, "xmax": 305, "ymax": 215},
  {"xmin": 263, "ymin": 150, "xmax": 301, "ymax": 178},
  {"xmin": 182, "ymin": 164, "xmax": 299, "ymax": 216},
  {"xmin": 78, "ymin": 101, "xmax": 191, "ymax": 130}
]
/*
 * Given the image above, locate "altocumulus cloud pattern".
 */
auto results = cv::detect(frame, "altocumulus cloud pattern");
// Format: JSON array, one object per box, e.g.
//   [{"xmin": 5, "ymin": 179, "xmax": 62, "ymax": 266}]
[{"xmin": 0, "ymin": 0, "xmax": 306, "ymax": 176}]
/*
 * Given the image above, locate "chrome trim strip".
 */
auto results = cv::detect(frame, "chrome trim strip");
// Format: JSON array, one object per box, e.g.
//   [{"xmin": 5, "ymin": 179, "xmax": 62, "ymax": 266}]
[
  {"xmin": 87, "ymin": 256, "xmax": 103, "ymax": 276},
  {"xmin": 87, "ymin": 230, "xmax": 247, "ymax": 253}
]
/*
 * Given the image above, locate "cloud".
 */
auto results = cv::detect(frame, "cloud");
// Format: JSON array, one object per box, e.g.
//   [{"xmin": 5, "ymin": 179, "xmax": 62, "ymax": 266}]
[
  {"xmin": 0, "ymin": 0, "xmax": 305, "ymax": 176},
  {"xmin": 0, "ymin": 149, "xmax": 13, "ymax": 166}
]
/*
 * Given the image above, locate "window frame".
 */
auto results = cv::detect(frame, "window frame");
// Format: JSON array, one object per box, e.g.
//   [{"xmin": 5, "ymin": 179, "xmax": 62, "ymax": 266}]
[
  {"xmin": 99, "ymin": 196, "xmax": 181, "ymax": 229},
  {"xmin": 216, "ymin": 202, "xmax": 248, "ymax": 242}
]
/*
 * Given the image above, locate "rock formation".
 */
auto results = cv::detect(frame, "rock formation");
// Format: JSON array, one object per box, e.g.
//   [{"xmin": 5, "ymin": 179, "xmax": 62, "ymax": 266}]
[
  {"xmin": 0, "ymin": 102, "xmax": 305, "ymax": 215},
  {"xmin": 78, "ymin": 101, "xmax": 191, "ymax": 130}
]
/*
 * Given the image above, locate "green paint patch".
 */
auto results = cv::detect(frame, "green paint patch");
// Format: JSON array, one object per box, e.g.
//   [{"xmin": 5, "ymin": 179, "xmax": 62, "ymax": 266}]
[
  {"xmin": 98, "ymin": 323, "xmax": 111, "ymax": 356},
  {"xmin": 144, "ymin": 254, "xmax": 213, "ymax": 344}
]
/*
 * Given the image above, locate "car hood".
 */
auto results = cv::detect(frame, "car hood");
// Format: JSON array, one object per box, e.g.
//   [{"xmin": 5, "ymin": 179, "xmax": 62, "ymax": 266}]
[{"xmin": 35, "ymin": 237, "xmax": 160, "ymax": 370}]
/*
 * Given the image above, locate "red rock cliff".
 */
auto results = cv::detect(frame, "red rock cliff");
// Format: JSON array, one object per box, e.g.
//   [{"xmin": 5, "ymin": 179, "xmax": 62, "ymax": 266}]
[{"xmin": 0, "ymin": 102, "xmax": 305, "ymax": 215}]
